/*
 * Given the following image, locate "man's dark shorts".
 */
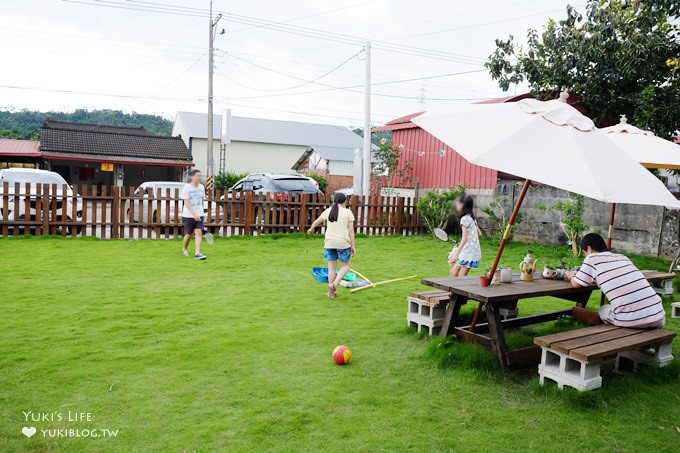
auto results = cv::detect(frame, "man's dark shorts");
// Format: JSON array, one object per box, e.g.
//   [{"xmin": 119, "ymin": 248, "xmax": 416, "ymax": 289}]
[{"xmin": 183, "ymin": 217, "xmax": 205, "ymax": 235}]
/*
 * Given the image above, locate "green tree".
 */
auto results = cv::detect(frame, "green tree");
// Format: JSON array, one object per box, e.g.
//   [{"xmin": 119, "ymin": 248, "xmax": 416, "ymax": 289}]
[
  {"xmin": 486, "ymin": 0, "xmax": 680, "ymax": 139},
  {"xmin": 416, "ymin": 186, "xmax": 466, "ymax": 235},
  {"xmin": 352, "ymin": 127, "xmax": 390, "ymax": 146},
  {"xmin": 0, "ymin": 109, "xmax": 173, "ymax": 139},
  {"xmin": 214, "ymin": 171, "xmax": 248, "ymax": 191},
  {"xmin": 480, "ymin": 197, "xmax": 524, "ymax": 241},
  {"xmin": 372, "ymin": 139, "xmax": 414, "ymax": 194},
  {"xmin": 539, "ymin": 193, "xmax": 589, "ymax": 257},
  {"xmin": 306, "ymin": 173, "xmax": 328, "ymax": 193}
]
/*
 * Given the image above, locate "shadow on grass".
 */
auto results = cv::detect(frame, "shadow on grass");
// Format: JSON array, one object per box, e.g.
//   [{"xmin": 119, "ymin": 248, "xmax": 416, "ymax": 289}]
[
  {"xmin": 528, "ymin": 361, "xmax": 680, "ymax": 410},
  {"xmin": 414, "ymin": 321, "xmax": 680, "ymax": 410}
]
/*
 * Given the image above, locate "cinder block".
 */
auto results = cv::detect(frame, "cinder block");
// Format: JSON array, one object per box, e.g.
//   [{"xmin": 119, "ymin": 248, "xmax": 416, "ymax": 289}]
[
  {"xmin": 499, "ymin": 307, "xmax": 519, "ymax": 320},
  {"xmin": 615, "ymin": 340, "xmax": 674, "ymax": 373},
  {"xmin": 406, "ymin": 295, "xmax": 447, "ymax": 336},
  {"xmin": 537, "ymin": 347, "xmax": 602, "ymax": 391},
  {"xmin": 653, "ymin": 279, "xmax": 673, "ymax": 296},
  {"xmin": 407, "ymin": 312, "xmax": 443, "ymax": 335},
  {"xmin": 671, "ymin": 302, "xmax": 680, "ymax": 318}
]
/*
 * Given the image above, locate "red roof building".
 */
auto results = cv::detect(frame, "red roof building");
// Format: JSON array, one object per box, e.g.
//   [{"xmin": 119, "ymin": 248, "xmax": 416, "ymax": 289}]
[
  {"xmin": 0, "ymin": 138, "xmax": 41, "ymax": 169},
  {"xmin": 374, "ymin": 94, "xmax": 532, "ymax": 189}
]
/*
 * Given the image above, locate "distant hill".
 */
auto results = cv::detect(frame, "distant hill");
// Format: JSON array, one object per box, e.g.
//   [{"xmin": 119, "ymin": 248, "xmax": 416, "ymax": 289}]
[{"xmin": 0, "ymin": 109, "xmax": 173, "ymax": 140}]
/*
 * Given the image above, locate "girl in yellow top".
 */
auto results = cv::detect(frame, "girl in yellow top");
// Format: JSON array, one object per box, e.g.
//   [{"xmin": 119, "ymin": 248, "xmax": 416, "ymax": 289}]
[{"xmin": 308, "ymin": 193, "xmax": 356, "ymax": 299}]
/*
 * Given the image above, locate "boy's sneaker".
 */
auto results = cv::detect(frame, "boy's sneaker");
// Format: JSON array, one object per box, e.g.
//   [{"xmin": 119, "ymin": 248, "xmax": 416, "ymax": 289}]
[
  {"xmin": 183, "ymin": 250, "xmax": 189, "ymax": 257},
  {"xmin": 194, "ymin": 253, "xmax": 207, "ymax": 260}
]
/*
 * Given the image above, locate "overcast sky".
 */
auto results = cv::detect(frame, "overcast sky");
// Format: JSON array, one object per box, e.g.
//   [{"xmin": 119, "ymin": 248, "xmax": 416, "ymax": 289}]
[{"xmin": 1, "ymin": 0, "xmax": 586, "ymax": 127}]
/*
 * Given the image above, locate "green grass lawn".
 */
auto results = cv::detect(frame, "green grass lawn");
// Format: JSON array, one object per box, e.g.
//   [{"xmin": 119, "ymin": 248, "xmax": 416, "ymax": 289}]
[{"xmin": 1, "ymin": 234, "xmax": 679, "ymax": 452}]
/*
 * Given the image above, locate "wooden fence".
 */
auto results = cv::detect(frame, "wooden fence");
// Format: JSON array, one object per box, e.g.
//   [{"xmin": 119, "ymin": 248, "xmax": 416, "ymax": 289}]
[{"xmin": 0, "ymin": 183, "xmax": 425, "ymax": 239}]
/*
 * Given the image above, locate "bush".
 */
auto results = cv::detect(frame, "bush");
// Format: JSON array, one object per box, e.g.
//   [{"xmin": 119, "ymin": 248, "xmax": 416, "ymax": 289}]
[
  {"xmin": 480, "ymin": 197, "xmax": 524, "ymax": 241},
  {"xmin": 214, "ymin": 171, "xmax": 248, "ymax": 191},
  {"xmin": 306, "ymin": 173, "xmax": 328, "ymax": 193},
  {"xmin": 538, "ymin": 192, "xmax": 588, "ymax": 257},
  {"xmin": 416, "ymin": 186, "xmax": 466, "ymax": 235}
]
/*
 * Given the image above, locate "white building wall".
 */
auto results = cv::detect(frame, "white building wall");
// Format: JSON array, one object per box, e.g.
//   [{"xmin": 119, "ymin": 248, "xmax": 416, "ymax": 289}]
[
  {"xmin": 223, "ymin": 141, "xmax": 308, "ymax": 174},
  {"xmin": 328, "ymin": 160, "xmax": 353, "ymax": 176},
  {"xmin": 186, "ymin": 137, "xmax": 221, "ymax": 174}
]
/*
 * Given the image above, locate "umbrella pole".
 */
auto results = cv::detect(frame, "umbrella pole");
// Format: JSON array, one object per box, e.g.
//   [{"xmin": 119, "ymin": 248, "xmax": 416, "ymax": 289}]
[
  {"xmin": 470, "ymin": 179, "xmax": 531, "ymax": 333},
  {"xmin": 600, "ymin": 203, "xmax": 617, "ymax": 306},
  {"xmin": 607, "ymin": 203, "xmax": 616, "ymax": 249}
]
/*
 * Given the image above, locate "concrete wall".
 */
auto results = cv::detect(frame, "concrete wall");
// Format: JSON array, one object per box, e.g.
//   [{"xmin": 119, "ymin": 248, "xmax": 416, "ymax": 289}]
[{"xmin": 472, "ymin": 182, "xmax": 676, "ymax": 258}]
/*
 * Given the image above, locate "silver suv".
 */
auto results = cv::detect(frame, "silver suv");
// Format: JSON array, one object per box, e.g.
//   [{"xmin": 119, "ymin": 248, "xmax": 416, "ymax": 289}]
[{"xmin": 0, "ymin": 168, "xmax": 83, "ymax": 232}]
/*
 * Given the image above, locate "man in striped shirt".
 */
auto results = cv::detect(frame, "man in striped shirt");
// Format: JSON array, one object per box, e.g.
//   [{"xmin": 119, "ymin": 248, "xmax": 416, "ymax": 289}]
[{"xmin": 568, "ymin": 233, "xmax": 666, "ymax": 329}]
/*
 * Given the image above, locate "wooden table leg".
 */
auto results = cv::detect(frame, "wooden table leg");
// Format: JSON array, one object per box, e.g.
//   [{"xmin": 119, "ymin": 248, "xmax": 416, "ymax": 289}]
[
  {"xmin": 485, "ymin": 303, "xmax": 510, "ymax": 368},
  {"xmin": 439, "ymin": 295, "xmax": 467, "ymax": 337},
  {"xmin": 575, "ymin": 290, "xmax": 594, "ymax": 309}
]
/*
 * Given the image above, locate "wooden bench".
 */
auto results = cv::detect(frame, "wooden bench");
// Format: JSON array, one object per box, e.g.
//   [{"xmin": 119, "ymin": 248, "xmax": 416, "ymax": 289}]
[{"xmin": 534, "ymin": 325, "xmax": 676, "ymax": 391}]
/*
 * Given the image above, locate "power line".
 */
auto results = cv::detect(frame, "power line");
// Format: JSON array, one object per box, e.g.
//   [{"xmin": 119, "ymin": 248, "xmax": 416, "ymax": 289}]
[
  {"xmin": 380, "ymin": 4, "xmax": 587, "ymax": 42},
  {"xmin": 135, "ymin": 53, "xmax": 206, "ymax": 109},
  {"xmin": 227, "ymin": 0, "xmax": 377, "ymax": 33},
  {"xmin": 223, "ymin": 50, "xmax": 362, "ymax": 92},
  {"xmin": 63, "ymin": 0, "xmax": 487, "ymax": 65},
  {"xmin": 220, "ymin": 49, "xmax": 498, "ymax": 92},
  {"xmin": 0, "ymin": 84, "xmax": 204, "ymax": 102},
  {"xmin": 217, "ymin": 53, "xmax": 488, "ymax": 100}
]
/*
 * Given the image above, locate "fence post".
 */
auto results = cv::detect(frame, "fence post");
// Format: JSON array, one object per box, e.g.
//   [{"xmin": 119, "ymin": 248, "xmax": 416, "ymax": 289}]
[
  {"xmin": 395, "ymin": 197, "xmax": 404, "ymax": 235},
  {"xmin": 42, "ymin": 184, "xmax": 50, "ymax": 234},
  {"xmin": 111, "ymin": 186, "xmax": 120, "ymax": 239},
  {"xmin": 244, "ymin": 191, "xmax": 254, "ymax": 236},
  {"xmin": 299, "ymin": 193, "xmax": 308, "ymax": 232}
]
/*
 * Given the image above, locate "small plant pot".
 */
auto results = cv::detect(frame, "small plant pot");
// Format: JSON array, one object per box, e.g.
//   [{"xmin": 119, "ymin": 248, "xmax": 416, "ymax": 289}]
[{"xmin": 479, "ymin": 276, "xmax": 491, "ymax": 287}]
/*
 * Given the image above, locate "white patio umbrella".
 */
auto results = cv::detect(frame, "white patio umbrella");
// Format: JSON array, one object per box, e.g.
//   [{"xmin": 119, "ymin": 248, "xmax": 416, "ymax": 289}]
[
  {"xmin": 412, "ymin": 93, "xmax": 680, "ymax": 329},
  {"xmin": 602, "ymin": 115, "xmax": 680, "ymax": 170},
  {"xmin": 600, "ymin": 115, "xmax": 680, "ymax": 248}
]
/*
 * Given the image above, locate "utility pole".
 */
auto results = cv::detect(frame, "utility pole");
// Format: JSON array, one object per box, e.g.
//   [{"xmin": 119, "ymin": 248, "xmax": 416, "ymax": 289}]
[
  {"xmin": 362, "ymin": 41, "xmax": 371, "ymax": 196},
  {"xmin": 207, "ymin": 0, "xmax": 222, "ymax": 181}
]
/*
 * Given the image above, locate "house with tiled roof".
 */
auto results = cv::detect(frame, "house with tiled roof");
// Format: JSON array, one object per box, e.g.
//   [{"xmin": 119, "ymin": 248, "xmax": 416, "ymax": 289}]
[{"xmin": 40, "ymin": 120, "xmax": 192, "ymax": 187}]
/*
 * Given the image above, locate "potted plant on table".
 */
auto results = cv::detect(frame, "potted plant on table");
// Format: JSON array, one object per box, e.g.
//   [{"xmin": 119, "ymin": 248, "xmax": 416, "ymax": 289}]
[{"xmin": 480, "ymin": 267, "xmax": 491, "ymax": 287}]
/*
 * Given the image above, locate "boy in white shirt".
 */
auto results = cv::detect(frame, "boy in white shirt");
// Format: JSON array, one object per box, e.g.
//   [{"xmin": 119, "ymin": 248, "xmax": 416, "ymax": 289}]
[{"xmin": 181, "ymin": 169, "xmax": 207, "ymax": 260}]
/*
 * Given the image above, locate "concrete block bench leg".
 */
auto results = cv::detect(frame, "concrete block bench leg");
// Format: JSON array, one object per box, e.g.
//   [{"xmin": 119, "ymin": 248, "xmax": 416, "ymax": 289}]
[
  {"xmin": 653, "ymin": 279, "xmax": 673, "ymax": 296},
  {"xmin": 407, "ymin": 297, "xmax": 446, "ymax": 336},
  {"xmin": 538, "ymin": 347, "xmax": 603, "ymax": 391},
  {"xmin": 671, "ymin": 302, "xmax": 680, "ymax": 319},
  {"xmin": 615, "ymin": 339, "xmax": 675, "ymax": 373}
]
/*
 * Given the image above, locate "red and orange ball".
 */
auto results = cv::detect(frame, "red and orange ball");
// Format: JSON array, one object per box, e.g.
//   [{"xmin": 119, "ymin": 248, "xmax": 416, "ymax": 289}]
[{"xmin": 332, "ymin": 345, "xmax": 352, "ymax": 365}]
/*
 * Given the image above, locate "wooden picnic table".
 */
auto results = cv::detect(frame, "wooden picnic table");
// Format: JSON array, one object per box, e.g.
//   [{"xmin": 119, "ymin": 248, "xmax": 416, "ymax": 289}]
[{"xmin": 421, "ymin": 270, "xmax": 675, "ymax": 369}]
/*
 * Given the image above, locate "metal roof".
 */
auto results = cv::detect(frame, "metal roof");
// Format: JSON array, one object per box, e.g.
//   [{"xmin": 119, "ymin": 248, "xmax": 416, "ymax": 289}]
[
  {"xmin": 0, "ymin": 138, "xmax": 41, "ymax": 157},
  {"xmin": 374, "ymin": 94, "xmax": 534, "ymax": 133},
  {"xmin": 173, "ymin": 111, "xmax": 222, "ymax": 139},
  {"xmin": 173, "ymin": 112, "xmax": 366, "ymax": 155}
]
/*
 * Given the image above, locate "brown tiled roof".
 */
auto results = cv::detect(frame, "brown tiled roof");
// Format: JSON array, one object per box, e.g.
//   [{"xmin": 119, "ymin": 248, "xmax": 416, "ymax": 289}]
[{"xmin": 39, "ymin": 120, "xmax": 192, "ymax": 163}]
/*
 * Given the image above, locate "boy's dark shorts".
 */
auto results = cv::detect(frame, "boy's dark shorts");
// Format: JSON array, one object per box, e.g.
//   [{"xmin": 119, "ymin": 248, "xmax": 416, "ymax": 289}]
[{"xmin": 183, "ymin": 217, "xmax": 205, "ymax": 235}]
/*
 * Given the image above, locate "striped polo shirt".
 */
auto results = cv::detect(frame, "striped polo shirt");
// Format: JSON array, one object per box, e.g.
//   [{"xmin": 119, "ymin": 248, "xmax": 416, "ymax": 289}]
[{"xmin": 573, "ymin": 252, "xmax": 665, "ymax": 327}]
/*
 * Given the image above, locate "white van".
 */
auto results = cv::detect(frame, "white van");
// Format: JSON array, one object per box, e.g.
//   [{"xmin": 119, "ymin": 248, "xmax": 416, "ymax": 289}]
[{"xmin": 0, "ymin": 168, "xmax": 83, "ymax": 232}]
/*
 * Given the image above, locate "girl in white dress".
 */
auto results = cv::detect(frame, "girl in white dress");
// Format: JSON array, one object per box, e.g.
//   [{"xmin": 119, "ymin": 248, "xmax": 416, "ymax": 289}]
[{"xmin": 448, "ymin": 195, "xmax": 482, "ymax": 277}]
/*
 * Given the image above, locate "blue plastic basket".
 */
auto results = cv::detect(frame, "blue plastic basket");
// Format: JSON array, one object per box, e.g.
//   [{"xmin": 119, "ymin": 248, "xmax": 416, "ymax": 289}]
[{"xmin": 311, "ymin": 267, "xmax": 357, "ymax": 283}]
